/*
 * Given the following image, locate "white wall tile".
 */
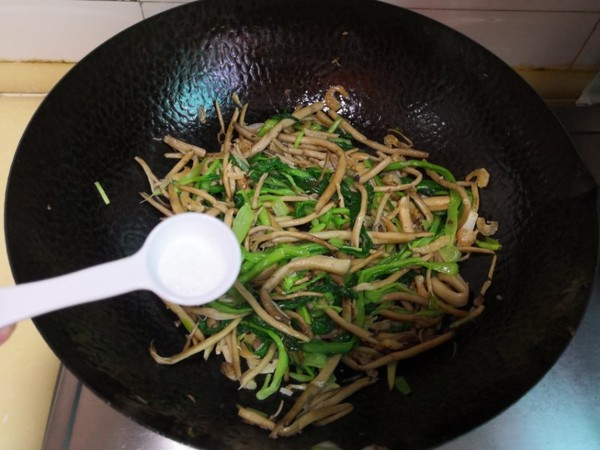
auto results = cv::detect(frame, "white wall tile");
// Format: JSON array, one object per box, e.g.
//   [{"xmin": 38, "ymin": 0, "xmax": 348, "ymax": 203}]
[
  {"xmin": 0, "ymin": 1, "xmax": 143, "ymax": 61},
  {"xmin": 141, "ymin": 0, "xmax": 194, "ymax": 3},
  {"xmin": 141, "ymin": 1, "xmax": 187, "ymax": 19},
  {"xmin": 0, "ymin": 0, "xmax": 598, "ymax": 69},
  {"xmin": 415, "ymin": 9, "xmax": 600, "ymax": 67},
  {"xmin": 575, "ymin": 20, "xmax": 600, "ymax": 66},
  {"xmin": 381, "ymin": 0, "xmax": 600, "ymax": 12}
]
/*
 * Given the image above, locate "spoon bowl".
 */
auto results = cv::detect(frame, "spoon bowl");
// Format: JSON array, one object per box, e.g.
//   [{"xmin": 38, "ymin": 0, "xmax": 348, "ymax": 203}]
[
  {"xmin": 143, "ymin": 213, "xmax": 242, "ymax": 304},
  {"xmin": 0, "ymin": 213, "xmax": 241, "ymax": 328}
]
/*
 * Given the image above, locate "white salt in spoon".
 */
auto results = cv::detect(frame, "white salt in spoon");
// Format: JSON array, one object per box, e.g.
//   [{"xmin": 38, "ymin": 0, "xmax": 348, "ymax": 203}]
[{"xmin": 0, "ymin": 213, "xmax": 242, "ymax": 328}]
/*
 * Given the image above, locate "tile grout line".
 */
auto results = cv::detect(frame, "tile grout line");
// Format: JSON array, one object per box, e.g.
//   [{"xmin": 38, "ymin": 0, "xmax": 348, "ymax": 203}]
[
  {"xmin": 571, "ymin": 16, "xmax": 600, "ymax": 65},
  {"xmin": 136, "ymin": 0, "xmax": 147, "ymax": 20},
  {"xmin": 0, "ymin": 93, "xmax": 47, "ymax": 98},
  {"xmin": 71, "ymin": 0, "xmax": 600, "ymax": 13},
  {"xmin": 410, "ymin": 8, "xmax": 600, "ymax": 13}
]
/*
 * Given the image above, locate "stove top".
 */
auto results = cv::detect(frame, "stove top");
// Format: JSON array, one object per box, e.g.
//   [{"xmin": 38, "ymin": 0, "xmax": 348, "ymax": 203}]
[{"xmin": 41, "ymin": 106, "xmax": 600, "ymax": 450}]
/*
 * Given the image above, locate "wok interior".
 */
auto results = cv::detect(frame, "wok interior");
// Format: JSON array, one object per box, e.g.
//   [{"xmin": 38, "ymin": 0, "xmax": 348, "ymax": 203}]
[{"xmin": 4, "ymin": 1, "xmax": 597, "ymax": 449}]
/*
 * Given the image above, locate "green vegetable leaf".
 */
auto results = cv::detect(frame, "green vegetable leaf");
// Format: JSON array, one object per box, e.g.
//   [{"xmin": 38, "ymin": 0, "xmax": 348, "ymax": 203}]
[
  {"xmin": 241, "ymin": 319, "xmax": 289, "ymax": 400},
  {"xmin": 310, "ymin": 313, "xmax": 335, "ymax": 335},
  {"xmin": 301, "ymin": 336, "xmax": 358, "ymax": 354},
  {"xmin": 249, "ymin": 155, "xmax": 329, "ymax": 195},
  {"xmin": 329, "ymin": 137, "xmax": 353, "ymax": 150},
  {"xmin": 310, "ymin": 275, "xmax": 357, "ymax": 302},
  {"xmin": 231, "ymin": 203, "xmax": 254, "ymax": 243},
  {"xmin": 358, "ymin": 257, "xmax": 458, "ymax": 283},
  {"xmin": 230, "ymin": 152, "xmax": 250, "ymax": 171},
  {"xmin": 257, "ymin": 113, "xmax": 298, "ymax": 137},
  {"xmin": 302, "ymin": 352, "xmax": 328, "ymax": 368},
  {"xmin": 327, "ymin": 117, "xmax": 344, "ymax": 133},
  {"xmin": 238, "ymin": 243, "xmax": 329, "ymax": 284},
  {"xmin": 331, "ymin": 226, "xmax": 373, "ymax": 257},
  {"xmin": 476, "ymin": 236, "xmax": 502, "ymax": 251},
  {"xmin": 438, "ymin": 244, "xmax": 461, "ymax": 262},
  {"xmin": 395, "ymin": 376, "xmax": 412, "ymax": 395}
]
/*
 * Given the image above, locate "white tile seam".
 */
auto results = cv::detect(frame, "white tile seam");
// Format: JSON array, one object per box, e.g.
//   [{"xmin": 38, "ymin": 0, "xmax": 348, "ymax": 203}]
[
  {"xmin": 410, "ymin": 8, "xmax": 600, "ymax": 14},
  {"xmin": 571, "ymin": 16, "xmax": 600, "ymax": 65},
  {"xmin": 0, "ymin": 93, "xmax": 47, "ymax": 98},
  {"xmin": 137, "ymin": 5, "xmax": 600, "ymax": 13},
  {"xmin": 70, "ymin": 0, "xmax": 600, "ymax": 13},
  {"xmin": 137, "ymin": 0, "xmax": 145, "ymax": 19},
  {"xmin": 133, "ymin": 3, "xmax": 600, "ymax": 17}
]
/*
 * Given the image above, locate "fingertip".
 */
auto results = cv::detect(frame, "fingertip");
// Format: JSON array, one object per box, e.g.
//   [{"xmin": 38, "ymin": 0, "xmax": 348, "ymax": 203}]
[{"xmin": 0, "ymin": 324, "xmax": 16, "ymax": 345}]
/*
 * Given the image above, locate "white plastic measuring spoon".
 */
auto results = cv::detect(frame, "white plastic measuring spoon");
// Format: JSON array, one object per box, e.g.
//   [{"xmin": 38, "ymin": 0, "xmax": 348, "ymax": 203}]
[{"xmin": 0, "ymin": 213, "xmax": 242, "ymax": 328}]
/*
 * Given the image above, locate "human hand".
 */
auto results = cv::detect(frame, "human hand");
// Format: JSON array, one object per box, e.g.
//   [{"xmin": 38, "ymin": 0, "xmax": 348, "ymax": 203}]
[{"xmin": 0, "ymin": 324, "xmax": 16, "ymax": 345}]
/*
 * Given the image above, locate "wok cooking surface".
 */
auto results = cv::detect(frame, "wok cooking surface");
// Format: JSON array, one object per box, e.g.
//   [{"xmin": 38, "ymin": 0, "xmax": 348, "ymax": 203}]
[{"xmin": 42, "ymin": 106, "xmax": 600, "ymax": 450}]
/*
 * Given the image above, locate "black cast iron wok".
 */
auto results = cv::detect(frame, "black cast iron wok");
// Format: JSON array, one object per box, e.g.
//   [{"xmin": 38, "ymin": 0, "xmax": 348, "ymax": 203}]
[{"xmin": 5, "ymin": 0, "xmax": 597, "ymax": 449}]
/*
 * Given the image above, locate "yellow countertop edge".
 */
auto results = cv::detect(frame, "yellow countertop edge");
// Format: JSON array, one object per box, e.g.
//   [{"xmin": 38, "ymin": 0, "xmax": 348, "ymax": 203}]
[
  {"xmin": 0, "ymin": 61, "xmax": 75, "ymax": 94},
  {"xmin": 515, "ymin": 66, "xmax": 598, "ymax": 104},
  {"xmin": 0, "ymin": 61, "xmax": 598, "ymax": 103}
]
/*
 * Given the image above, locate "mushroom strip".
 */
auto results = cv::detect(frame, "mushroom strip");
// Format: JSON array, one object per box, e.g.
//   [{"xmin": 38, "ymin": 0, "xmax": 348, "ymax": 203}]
[{"xmin": 138, "ymin": 87, "xmax": 501, "ymax": 438}]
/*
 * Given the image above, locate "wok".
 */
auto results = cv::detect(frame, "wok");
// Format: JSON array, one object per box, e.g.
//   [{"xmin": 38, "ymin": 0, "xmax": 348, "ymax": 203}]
[{"xmin": 5, "ymin": 0, "xmax": 597, "ymax": 449}]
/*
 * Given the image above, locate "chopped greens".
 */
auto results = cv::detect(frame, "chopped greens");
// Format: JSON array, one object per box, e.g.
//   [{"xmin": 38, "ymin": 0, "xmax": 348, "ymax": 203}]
[{"xmin": 94, "ymin": 181, "xmax": 110, "ymax": 205}]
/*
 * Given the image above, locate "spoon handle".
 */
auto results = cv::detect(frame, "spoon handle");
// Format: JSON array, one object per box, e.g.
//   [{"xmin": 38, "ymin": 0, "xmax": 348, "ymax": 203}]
[{"xmin": 0, "ymin": 253, "xmax": 148, "ymax": 328}]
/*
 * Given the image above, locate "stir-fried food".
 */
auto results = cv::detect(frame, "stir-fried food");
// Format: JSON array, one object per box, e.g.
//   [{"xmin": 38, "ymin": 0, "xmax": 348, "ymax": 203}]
[{"xmin": 137, "ymin": 86, "xmax": 500, "ymax": 438}]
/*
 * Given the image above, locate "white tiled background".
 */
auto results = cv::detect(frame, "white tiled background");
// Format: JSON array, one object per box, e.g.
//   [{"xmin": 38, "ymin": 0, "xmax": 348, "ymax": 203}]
[{"xmin": 0, "ymin": 0, "xmax": 598, "ymax": 68}]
